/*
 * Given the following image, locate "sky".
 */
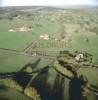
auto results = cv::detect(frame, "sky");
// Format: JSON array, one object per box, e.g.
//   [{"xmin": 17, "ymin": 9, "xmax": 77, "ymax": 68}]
[{"xmin": 0, "ymin": 0, "xmax": 98, "ymax": 7}]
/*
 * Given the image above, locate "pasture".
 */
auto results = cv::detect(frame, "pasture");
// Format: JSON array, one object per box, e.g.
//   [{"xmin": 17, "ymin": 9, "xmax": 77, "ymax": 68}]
[{"xmin": 0, "ymin": 6, "xmax": 98, "ymax": 100}]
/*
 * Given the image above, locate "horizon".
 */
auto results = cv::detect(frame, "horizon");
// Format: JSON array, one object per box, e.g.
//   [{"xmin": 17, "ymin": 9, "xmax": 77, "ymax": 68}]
[{"xmin": 0, "ymin": 0, "xmax": 98, "ymax": 7}]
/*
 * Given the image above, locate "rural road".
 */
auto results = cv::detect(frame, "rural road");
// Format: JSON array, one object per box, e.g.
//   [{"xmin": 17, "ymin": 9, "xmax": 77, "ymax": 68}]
[{"xmin": 0, "ymin": 47, "xmax": 57, "ymax": 59}]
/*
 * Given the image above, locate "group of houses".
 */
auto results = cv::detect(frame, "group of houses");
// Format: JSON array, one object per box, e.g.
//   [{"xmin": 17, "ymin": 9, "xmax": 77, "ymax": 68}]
[
  {"xmin": 8, "ymin": 26, "xmax": 32, "ymax": 32},
  {"xmin": 40, "ymin": 34, "xmax": 49, "ymax": 40}
]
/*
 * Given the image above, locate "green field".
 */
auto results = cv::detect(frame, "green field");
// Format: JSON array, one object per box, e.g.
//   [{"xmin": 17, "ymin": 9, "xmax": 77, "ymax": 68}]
[
  {"xmin": 0, "ymin": 20, "xmax": 34, "ymax": 50},
  {"xmin": 0, "ymin": 6, "xmax": 98, "ymax": 100},
  {"xmin": 0, "ymin": 50, "xmax": 52, "ymax": 72},
  {"xmin": 67, "ymin": 34, "xmax": 98, "ymax": 61}
]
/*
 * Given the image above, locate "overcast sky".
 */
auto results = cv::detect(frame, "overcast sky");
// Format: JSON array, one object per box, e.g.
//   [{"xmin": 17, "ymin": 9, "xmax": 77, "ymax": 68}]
[{"xmin": 0, "ymin": 0, "xmax": 98, "ymax": 7}]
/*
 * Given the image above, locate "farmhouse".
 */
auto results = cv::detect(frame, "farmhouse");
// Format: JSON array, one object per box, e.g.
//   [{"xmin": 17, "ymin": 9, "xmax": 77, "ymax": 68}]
[
  {"xmin": 18, "ymin": 26, "xmax": 31, "ymax": 32},
  {"xmin": 75, "ymin": 53, "xmax": 84, "ymax": 61},
  {"xmin": 8, "ymin": 26, "xmax": 31, "ymax": 32},
  {"xmin": 8, "ymin": 29, "xmax": 16, "ymax": 32},
  {"xmin": 40, "ymin": 34, "xmax": 49, "ymax": 40}
]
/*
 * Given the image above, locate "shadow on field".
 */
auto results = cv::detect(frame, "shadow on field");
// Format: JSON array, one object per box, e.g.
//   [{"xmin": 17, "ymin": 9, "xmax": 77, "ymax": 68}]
[
  {"xmin": 0, "ymin": 97, "xmax": 10, "ymax": 100},
  {"xmin": 12, "ymin": 58, "xmax": 41, "ymax": 88},
  {"xmin": 0, "ymin": 58, "xmax": 90, "ymax": 100},
  {"xmin": 12, "ymin": 59, "xmax": 65, "ymax": 100},
  {"xmin": 13, "ymin": 72, "xmax": 31, "ymax": 88},
  {"xmin": 0, "ymin": 85, "xmax": 10, "ymax": 100},
  {"xmin": 69, "ymin": 75, "xmax": 87, "ymax": 100},
  {"xmin": 31, "ymin": 70, "xmax": 64, "ymax": 100},
  {"xmin": 0, "ymin": 84, "xmax": 8, "ymax": 91},
  {"xmin": 20, "ymin": 58, "xmax": 41, "ymax": 72}
]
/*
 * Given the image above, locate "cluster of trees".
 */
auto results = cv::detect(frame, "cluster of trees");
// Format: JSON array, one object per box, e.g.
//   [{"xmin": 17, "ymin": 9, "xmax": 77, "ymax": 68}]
[
  {"xmin": 0, "ymin": 10, "xmax": 34, "ymax": 20},
  {"xmin": 90, "ymin": 26, "xmax": 98, "ymax": 35}
]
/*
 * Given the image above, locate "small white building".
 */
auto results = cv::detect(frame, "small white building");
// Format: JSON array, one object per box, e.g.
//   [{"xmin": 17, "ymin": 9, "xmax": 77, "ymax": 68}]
[
  {"xmin": 18, "ymin": 26, "xmax": 31, "ymax": 32},
  {"xmin": 40, "ymin": 34, "xmax": 49, "ymax": 40},
  {"xmin": 75, "ymin": 53, "xmax": 84, "ymax": 61},
  {"xmin": 8, "ymin": 29, "xmax": 16, "ymax": 32}
]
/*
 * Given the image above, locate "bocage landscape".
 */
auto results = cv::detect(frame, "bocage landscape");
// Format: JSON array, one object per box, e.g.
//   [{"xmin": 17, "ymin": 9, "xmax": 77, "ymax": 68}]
[{"xmin": 0, "ymin": 2, "xmax": 98, "ymax": 100}]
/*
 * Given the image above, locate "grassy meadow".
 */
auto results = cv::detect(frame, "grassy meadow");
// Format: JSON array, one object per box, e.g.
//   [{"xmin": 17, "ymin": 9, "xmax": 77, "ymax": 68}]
[{"xmin": 0, "ymin": 6, "xmax": 98, "ymax": 100}]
